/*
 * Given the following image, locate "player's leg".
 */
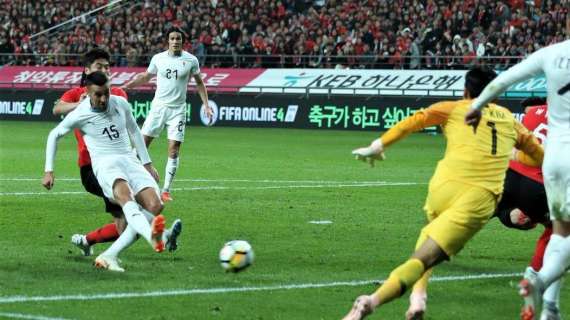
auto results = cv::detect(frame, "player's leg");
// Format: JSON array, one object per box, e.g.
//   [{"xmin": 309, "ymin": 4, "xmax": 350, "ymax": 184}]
[
  {"xmin": 520, "ymin": 145, "xmax": 570, "ymax": 320},
  {"xmin": 406, "ymin": 228, "xmax": 432, "ymax": 320},
  {"xmin": 344, "ymin": 181, "xmax": 496, "ymax": 320},
  {"xmin": 531, "ymin": 226, "xmax": 552, "ymax": 271},
  {"xmin": 134, "ymin": 186, "xmax": 166, "ymax": 252},
  {"xmin": 161, "ymin": 139, "xmax": 181, "ymax": 201},
  {"xmin": 72, "ymin": 165, "xmax": 122, "ymax": 256},
  {"xmin": 161, "ymin": 106, "xmax": 186, "ymax": 201},
  {"xmin": 94, "ymin": 225, "xmax": 137, "ymax": 272},
  {"xmin": 343, "ymin": 237, "xmax": 447, "ymax": 320},
  {"xmin": 111, "ymin": 179, "xmax": 161, "ymax": 250}
]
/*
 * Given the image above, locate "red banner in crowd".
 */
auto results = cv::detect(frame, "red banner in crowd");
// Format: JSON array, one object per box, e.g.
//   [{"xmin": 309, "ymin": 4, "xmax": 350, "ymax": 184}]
[{"xmin": 0, "ymin": 66, "xmax": 265, "ymax": 92}]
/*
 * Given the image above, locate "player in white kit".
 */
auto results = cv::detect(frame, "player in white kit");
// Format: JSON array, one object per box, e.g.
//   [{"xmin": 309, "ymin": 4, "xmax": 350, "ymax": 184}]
[
  {"xmin": 43, "ymin": 71, "xmax": 166, "ymax": 272},
  {"xmin": 465, "ymin": 32, "xmax": 570, "ymax": 320},
  {"xmin": 122, "ymin": 27, "xmax": 213, "ymax": 202}
]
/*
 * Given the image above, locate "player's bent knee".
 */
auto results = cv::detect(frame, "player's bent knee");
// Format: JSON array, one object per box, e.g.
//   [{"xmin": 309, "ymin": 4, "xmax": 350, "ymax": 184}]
[
  {"xmin": 412, "ymin": 237, "xmax": 449, "ymax": 268},
  {"xmin": 145, "ymin": 198, "xmax": 163, "ymax": 215},
  {"xmin": 112, "ymin": 179, "xmax": 132, "ymax": 204}
]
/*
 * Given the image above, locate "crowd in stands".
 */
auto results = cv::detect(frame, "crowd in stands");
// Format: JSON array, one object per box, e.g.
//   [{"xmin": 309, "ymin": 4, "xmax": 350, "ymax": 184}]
[{"xmin": 0, "ymin": 0, "xmax": 567, "ymax": 69}]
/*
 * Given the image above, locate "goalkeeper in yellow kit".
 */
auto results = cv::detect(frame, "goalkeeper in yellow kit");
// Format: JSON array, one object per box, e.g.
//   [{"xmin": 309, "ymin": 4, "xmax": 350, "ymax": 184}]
[{"xmin": 342, "ymin": 67, "xmax": 544, "ymax": 320}]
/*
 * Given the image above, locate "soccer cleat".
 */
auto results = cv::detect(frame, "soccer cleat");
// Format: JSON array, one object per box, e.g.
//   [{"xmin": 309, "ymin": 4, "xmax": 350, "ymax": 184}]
[
  {"xmin": 94, "ymin": 255, "xmax": 124, "ymax": 272},
  {"xmin": 151, "ymin": 214, "xmax": 166, "ymax": 253},
  {"xmin": 71, "ymin": 234, "xmax": 93, "ymax": 256},
  {"xmin": 342, "ymin": 295, "xmax": 374, "ymax": 320},
  {"xmin": 165, "ymin": 219, "xmax": 182, "ymax": 252},
  {"xmin": 406, "ymin": 292, "xmax": 427, "ymax": 320},
  {"xmin": 519, "ymin": 267, "xmax": 545, "ymax": 320},
  {"xmin": 161, "ymin": 191, "xmax": 173, "ymax": 202}
]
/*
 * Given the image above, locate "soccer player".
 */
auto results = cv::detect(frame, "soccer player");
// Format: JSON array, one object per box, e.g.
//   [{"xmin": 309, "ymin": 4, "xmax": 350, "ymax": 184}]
[
  {"xmin": 408, "ymin": 99, "xmax": 562, "ymax": 319},
  {"xmin": 121, "ymin": 27, "xmax": 213, "ymax": 202},
  {"xmin": 342, "ymin": 67, "xmax": 544, "ymax": 320},
  {"xmin": 43, "ymin": 71, "xmax": 166, "ymax": 272},
  {"xmin": 465, "ymin": 36, "xmax": 570, "ymax": 319},
  {"xmin": 53, "ymin": 48, "xmax": 182, "ymax": 256}
]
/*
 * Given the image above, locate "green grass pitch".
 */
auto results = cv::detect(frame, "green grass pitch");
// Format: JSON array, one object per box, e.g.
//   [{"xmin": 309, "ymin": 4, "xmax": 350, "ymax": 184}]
[{"xmin": 0, "ymin": 120, "xmax": 567, "ymax": 319}]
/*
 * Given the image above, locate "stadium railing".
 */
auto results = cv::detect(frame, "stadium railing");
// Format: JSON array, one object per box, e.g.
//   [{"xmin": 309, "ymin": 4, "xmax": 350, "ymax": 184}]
[{"xmin": 0, "ymin": 53, "xmax": 523, "ymax": 70}]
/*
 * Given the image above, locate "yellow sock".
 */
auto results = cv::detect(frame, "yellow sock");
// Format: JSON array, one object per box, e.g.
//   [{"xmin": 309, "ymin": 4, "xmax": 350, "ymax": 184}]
[
  {"xmin": 412, "ymin": 268, "xmax": 432, "ymax": 293},
  {"xmin": 412, "ymin": 230, "xmax": 432, "ymax": 293},
  {"xmin": 373, "ymin": 259, "xmax": 425, "ymax": 306}
]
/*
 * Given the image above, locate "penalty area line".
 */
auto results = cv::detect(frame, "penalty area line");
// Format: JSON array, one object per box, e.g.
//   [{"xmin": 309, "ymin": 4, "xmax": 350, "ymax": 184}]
[{"xmin": 0, "ymin": 272, "xmax": 522, "ymax": 304}]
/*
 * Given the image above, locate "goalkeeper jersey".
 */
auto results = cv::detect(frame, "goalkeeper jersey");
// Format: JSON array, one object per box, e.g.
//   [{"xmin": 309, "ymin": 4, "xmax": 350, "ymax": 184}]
[{"xmin": 379, "ymin": 99, "xmax": 543, "ymax": 195}]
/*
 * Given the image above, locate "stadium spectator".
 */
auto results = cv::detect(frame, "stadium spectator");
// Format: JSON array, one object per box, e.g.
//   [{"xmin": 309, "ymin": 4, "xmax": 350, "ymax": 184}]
[{"xmin": 4, "ymin": 0, "xmax": 568, "ymax": 69}]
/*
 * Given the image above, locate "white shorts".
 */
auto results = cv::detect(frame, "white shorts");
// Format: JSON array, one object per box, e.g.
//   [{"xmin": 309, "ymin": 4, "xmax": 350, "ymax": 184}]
[
  {"xmin": 543, "ymin": 139, "xmax": 570, "ymax": 221},
  {"xmin": 141, "ymin": 101, "xmax": 186, "ymax": 142},
  {"xmin": 92, "ymin": 155, "xmax": 160, "ymax": 200}
]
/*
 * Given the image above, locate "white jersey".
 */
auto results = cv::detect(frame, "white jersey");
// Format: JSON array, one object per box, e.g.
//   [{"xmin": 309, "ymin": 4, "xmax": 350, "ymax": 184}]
[
  {"xmin": 472, "ymin": 40, "xmax": 570, "ymax": 140},
  {"xmin": 147, "ymin": 50, "xmax": 200, "ymax": 107},
  {"xmin": 45, "ymin": 95, "xmax": 151, "ymax": 172}
]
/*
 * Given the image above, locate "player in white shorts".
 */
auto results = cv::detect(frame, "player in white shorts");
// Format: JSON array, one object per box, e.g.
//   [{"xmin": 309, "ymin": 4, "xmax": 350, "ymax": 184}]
[
  {"xmin": 43, "ymin": 71, "xmax": 167, "ymax": 272},
  {"xmin": 122, "ymin": 27, "xmax": 213, "ymax": 202},
  {"xmin": 466, "ymin": 29, "xmax": 570, "ymax": 319}
]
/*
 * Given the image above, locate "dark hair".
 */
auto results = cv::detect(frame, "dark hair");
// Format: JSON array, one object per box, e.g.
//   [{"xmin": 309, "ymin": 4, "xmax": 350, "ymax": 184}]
[
  {"xmin": 464, "ymin": 66, "xmax": 497, "ymax": 98},
  {"xmin": 83, "ymin": 47, "xmax": 110, "ymax": 67},
  {"xmin": 166, "ymin": 27, "xmax": 185, "ymax": 42},
  {"xmin": 520, "ymin": 97, "xmax": 547, "ymax": 108},
  {"xmin": 84, "ymin": 71, "xmax": 109, "ymax": 87},
  {"xmin": 80, "ymin": 48, "xmax": 110, "ymax": 86}
]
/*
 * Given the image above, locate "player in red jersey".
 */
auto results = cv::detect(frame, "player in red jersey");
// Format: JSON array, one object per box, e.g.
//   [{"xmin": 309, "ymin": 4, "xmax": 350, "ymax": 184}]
[{"xmin": 53, "ymin": 48, "xmax": 181, "ymax": 257}]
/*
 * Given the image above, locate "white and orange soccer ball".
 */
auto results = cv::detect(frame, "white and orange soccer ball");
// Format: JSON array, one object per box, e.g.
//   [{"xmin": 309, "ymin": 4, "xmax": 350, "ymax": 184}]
[{"xmin": 219, "ymin": 240, "xmax": 254, "ymax": 272}]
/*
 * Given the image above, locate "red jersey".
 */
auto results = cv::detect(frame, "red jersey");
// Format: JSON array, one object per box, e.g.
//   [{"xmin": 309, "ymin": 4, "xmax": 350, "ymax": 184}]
[
  {"xmin": 509, "ymin": 105, "xmax": 547, "ymax": 183},
  {"xmin": 58, "ymin": 87, "xmax": 128, "ymax": 167}
]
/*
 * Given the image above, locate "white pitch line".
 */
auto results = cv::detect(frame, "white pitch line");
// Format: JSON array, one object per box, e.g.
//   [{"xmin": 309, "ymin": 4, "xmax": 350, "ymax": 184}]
[
  {"xmin": 0, "ymin": 272, "xmax": 521, "ymax": 304},
  {"xmin": 0, "ymin": 178, "xmax": 414, "ymax": 184},
  {"xmin": 0, "ymin": 312, "xmax": 71, "ymax": 320},
  {"xmin": 0, "ymin": 182, "xmax": 423, "ymax": 196}
]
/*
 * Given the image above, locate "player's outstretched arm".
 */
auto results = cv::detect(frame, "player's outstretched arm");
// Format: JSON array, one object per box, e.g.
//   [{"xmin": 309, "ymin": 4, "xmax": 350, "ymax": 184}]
[
  {"xmin": 352, "ymin": 102, "xmax": 451, "ymax": 167},
  {"xmin": 352, "ymin": 139, "xmax": 386, "ymax": 167},
  {"xmin": 121, "ymin": 72, "xmax": 153, "ymax": 90},
  {"xmin": 53, "ymin": 88, "xmax": 88, "ymax": 116},
  {"xmin": 43, "ymin": 119, "xmax": 75, "ymax": 190}
]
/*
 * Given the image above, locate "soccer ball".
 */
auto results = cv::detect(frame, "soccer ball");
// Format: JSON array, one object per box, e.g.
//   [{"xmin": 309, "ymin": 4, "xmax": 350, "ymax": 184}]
[{"xmin": 219, "ymin": 240, "xmax": 254, "ymax": 272}]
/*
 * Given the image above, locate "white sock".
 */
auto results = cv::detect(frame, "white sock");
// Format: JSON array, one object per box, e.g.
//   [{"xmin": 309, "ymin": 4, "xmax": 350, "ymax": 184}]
[
  {"xmin": 542, "ymin": 234, "xmax": 565, "ymax": 308},
  {"xmin": 163, "ymin": 157, "xmax": 179, "ymax": 192},
  {"xmin": 122, "ymin": 201, "xmax": 152, "ymax": 244},
  {"xmin": 102, "ymin": 225, "xmax": 138, "ymax": 257},
  {"xmin": 538, "ymin": 234, "xmax": 570, "ymax": 288}
]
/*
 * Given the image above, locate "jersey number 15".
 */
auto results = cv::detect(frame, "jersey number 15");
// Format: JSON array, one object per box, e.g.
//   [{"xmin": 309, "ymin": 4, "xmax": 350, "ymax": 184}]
[{"xmin": 102, "ymin": 125, "xmax": 120, "ymax": 140}]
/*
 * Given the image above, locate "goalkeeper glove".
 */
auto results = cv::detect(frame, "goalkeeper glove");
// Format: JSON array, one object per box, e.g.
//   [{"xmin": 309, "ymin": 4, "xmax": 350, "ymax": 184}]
[{"xmin": 352, "ymin": 138, "xmax": 386, "ymax": 167}]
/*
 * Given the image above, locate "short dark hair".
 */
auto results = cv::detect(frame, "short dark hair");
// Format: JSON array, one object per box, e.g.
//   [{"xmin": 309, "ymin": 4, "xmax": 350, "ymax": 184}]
[
  {"xmin": 520, "ymin": 97, "xmax": 547, "ymax": 108},
  {"xmin": 166, "ymin": 27, "xmax": 185, "ymax": 42},
  {"xmin": 464, "ymin": 66, "xmax": 497, "ymax": 98},
  {"xmin": 84, "ymin": 71, "xmax": 109, "ymax": 87},
  {"xmin": 83, "ymin": 48, "xmax": 111, "ymax": 67}
]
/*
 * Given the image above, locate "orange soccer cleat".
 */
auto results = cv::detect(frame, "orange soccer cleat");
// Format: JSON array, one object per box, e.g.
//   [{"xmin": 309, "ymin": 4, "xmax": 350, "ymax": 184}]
[{"xmin": 151, "ymin": 214, "xmax": 166, "ymax": 253}]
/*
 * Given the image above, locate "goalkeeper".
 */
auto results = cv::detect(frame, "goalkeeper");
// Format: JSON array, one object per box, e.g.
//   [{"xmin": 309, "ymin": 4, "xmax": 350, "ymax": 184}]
[{"xmin": 342, "ymin": 67, "xmax": 544, "ymax": 320}]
